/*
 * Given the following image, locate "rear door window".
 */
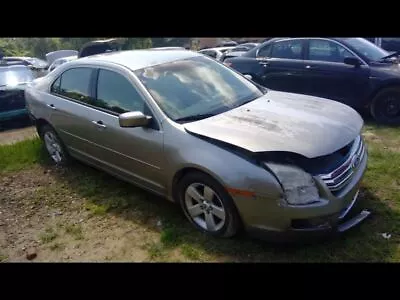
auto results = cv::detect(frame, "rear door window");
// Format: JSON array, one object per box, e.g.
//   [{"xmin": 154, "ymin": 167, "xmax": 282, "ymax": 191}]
[{"xmin": 51, "ymin": 67, "xmax": 94, "ymax": 105}]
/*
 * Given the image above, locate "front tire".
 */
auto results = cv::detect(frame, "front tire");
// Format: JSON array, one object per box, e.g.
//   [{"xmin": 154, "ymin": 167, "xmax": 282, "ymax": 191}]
[
  {"xmin": 40, "ymin": 124, "xmax": 70, "ymax": 166},
  {"xmin": 178, "ymin": 171, "xmax": 241, "ymax": 238},
  {"xmin": 370, "ymin": 87, "xmax": 400, "ymax": 125}
]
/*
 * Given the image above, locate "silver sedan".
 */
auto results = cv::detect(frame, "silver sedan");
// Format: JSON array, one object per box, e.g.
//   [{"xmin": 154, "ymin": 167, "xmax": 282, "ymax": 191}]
[{"xmin": 25, "ymin": 49, "xmax": 369, "ymax": 242}]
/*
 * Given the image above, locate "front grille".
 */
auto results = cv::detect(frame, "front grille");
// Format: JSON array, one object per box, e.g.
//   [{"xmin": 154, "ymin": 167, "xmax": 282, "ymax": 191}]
[
  {"xmin": 319, "ymin": 136, "xmax": 365, "ymax": 194},
  {"xmin": 0, "ymin": 90, "xmax": 26, "ymax": 112}
]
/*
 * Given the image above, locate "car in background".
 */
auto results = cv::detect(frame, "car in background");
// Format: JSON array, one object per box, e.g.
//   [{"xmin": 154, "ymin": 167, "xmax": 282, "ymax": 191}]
[
  {"xmin": 224, "ymin": 37, "xmax": 400, "ymax": 124},
  {"xmin": 364, "ymin": 37, "xmax": 400, "ymax": 54},
  {"xmin": 0, "ymin": 64, "xmax": 34, "ymax": 122},
  {"xmin": 216, "ymin": 40, "xmax": 238, "ymax": 47},
  {"xmin": 199, "ymin": 47, "xmax": 235, "ymax": 61},
  {"xmin": 78, "ymin": 38, "xmax": 123, "ymax": 58},
  {"xmin": 25, "ymin": 49, "xmax": 369, "ymax": 242},
  {"xmin": 46, "ymin": 50, "xmax": 78, "ymax": 66},
  {"xmin": 220, "ymin": 43, "xmax": 260, "ymax": 62},
  {"xmin": 48, "ymin": 55, "xmax": 78, "ymax": 72},
  {"xmin": 2, "ymin": 56, "xmax": 49, "ymax": 78}
]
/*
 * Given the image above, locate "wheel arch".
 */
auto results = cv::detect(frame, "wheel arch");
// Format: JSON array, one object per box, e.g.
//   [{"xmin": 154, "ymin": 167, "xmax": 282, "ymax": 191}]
[
  {"xmin": 368, "ymin": 79, "xmax": 400, "ymax": 107},
  {"xmin": 171, "ymin": 165, "xmax": 229, "ymax": 203}
]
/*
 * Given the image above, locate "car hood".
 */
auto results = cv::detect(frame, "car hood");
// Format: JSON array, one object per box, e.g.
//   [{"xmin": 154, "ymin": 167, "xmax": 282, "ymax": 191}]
[{"xmin": 184, "ymin": 91, "xmax": 363, "ymax": 158}]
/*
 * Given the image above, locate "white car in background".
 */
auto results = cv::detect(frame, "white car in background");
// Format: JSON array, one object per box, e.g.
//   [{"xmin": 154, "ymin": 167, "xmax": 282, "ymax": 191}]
[
  {"xmin": 198, "ymin": 47, "xmax": 234, "ymax": 61},
  {"xmin": 48, "ymin": 55, "xmax": 78, "ymax": 72}
]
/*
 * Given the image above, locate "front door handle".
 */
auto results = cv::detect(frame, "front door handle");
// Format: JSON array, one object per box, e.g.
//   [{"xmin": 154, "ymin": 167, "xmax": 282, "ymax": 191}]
[
  {"xmin": 47, "ymin": 104, "xmax": 56, "ymax": 110},
  {"xmin": 259, "ymin": 61, "xmax": 270, "ymax": 67},
  {"xmin": 91, "ymin": 120, "xmax": 107, "ymax": 128},
  {"xmin": 305, "ymin": 65, "xmax": 319, "ymax": 70}
]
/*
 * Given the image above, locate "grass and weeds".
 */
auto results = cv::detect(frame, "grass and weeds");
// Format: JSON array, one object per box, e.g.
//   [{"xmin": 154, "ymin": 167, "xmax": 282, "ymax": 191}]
[
  {"xmin": 65, "ymin": 224, "xmax": 84, "ymax": 240},
  {"xmin": 39, "ymin": 227, "xmax": 58, "ymax": 244},
  {"xmin": 0, "ymin": 137, "xmax": 47, "ymax": 173},
  {"xmin": 1, "ymin": 124, "xmax": 400, "ymax": 262}
]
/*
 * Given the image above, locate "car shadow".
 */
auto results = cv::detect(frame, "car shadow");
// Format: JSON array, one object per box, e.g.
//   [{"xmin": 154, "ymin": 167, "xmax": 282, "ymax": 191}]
[
  {"xmin": 41, "ymin": 155, "xmax": 399, "ymax": 262},
  {"xmin": 0, "ymin": 116, "xmax": 33, "ymax": 132}
]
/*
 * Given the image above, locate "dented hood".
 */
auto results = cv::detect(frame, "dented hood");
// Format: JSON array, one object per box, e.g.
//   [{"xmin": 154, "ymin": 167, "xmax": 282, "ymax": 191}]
[{"xmin": 184, "ymin": 90, "xmax": 363, "ymax": 158}]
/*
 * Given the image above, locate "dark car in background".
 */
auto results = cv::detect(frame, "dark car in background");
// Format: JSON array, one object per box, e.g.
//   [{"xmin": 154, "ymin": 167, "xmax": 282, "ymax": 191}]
[
  {"xmin": 0, "ymin": 64, "xmax": 34, "ymax": 122},
  {"xmin": 224, "ymin": 37, "xmax": 400, "ymax": 124}
]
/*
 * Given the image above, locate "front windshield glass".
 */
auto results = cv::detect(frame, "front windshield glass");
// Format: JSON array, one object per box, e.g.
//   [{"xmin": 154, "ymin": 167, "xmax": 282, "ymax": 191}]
[
  {"xmin": 134, "ymin": 56, "xmax": 263, "ymax": 121},
  {"xmin": 0, "ymin": 67, "xmax": 34, "ymax": 87},
  {"xmin": 342, "ymin": 38, "xmax": 389, "ymax": 61}
]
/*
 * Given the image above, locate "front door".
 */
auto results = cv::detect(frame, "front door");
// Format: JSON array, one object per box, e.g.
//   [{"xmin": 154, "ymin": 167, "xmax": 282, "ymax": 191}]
[
  {"xmin": 86, "ymin": 68, "xmax": 166, "ymax": 194},
  {"xmin": 302, "ymin": 39, "xmax": 370, "ymax": 108}
]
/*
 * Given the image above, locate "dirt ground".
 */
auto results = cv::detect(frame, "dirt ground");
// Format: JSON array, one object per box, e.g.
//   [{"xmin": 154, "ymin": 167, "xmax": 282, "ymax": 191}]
[
  {"xmin": 0, "ymin": 165, "xmax": 191, "ymax": 262},
  {"xmin": 0, "ymin": 126, "xmax": 37, "ymax": 146}
]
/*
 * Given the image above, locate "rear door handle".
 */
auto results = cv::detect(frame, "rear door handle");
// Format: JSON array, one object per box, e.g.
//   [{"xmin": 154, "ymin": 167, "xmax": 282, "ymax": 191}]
[
  {"xmin": 91, "ymin": 120, "xmax": 107, "ymax": 128},
  {"xmin": 47, "ymin": 104, "xmax": 56, "ymax": 110}
]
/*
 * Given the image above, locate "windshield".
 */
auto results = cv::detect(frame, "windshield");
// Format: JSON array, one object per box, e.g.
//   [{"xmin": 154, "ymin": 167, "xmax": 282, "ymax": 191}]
[
  {"xmin": 0, "ymin": 67, "xmax": 34, "ymax": 87},
  {"xmin": 342, "ymin": 38, "xmax": 389, "ymax": 61},
  {"xmin": 134, "ymin": 56, "xmax": 263, "ymax": 121}
]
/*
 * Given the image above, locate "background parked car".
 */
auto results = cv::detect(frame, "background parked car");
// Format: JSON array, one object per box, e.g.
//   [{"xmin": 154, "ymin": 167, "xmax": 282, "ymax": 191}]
[
  {"xmin": 199, "ymin": 47, "xmax": 235, "ymax": 61},
  {"xmin": 46, "ymin": 50, "xmax": 78, "ymax": 66},
  {"xmin": 48, "ymin": 55, "xmax": 78, "ymax": 72},
  {"xmin": 0, "ymin": 64, "xmax": 34, "ymax": 122},
  {"xmin": 224, "ymin": 37, "xmax": 400, "ymax": 124},
  {"xmin": 220, "ymin": 43, "xmax": 260, "ymax": 62},
  {"xmin": 2, "ymin": 56, "xmax": 48, "ymax": 78}
]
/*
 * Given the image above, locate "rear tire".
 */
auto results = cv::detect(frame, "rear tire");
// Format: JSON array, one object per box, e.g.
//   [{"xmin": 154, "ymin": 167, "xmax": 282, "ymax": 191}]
[
  {"xmin": 39, "ymin": 124, "xmax": 70, "ymax": 166},
  {"xmin": 178, "ymin": 171, "xmax": 241, "ymax": 238},
  {"xmin": 370, "ymin": 87, "xmax": 400, "ymax": 125}
]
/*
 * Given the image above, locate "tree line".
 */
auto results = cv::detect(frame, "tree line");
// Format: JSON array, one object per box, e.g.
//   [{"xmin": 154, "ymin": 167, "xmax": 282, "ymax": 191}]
[{"xmin": 0, "ymin": 38, "xmax": 192, "ymax": 59}]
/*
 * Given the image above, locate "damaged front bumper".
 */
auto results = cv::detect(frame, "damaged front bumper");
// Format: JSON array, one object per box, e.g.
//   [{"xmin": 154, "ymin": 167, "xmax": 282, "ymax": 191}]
[
  {"xmin": 245, "ymin": 147, "xmax": 370, "ymax": 243},
  {"xmin": 247, "ymin": 189, "xmax": 371, "ymax": 243}
]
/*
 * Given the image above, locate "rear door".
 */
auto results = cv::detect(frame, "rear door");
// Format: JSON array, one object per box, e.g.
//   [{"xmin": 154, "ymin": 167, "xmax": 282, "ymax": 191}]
[
  {"xmin": 47, "ymin": 67, "xmax": 100, "ymax": 155},
  {"xmin": 256, "ymin": 39, "xmax": 307, "ymax": 94},
  {"xmin": 302, "ymin": 39, "xmax": 370, "ymax": 108}
]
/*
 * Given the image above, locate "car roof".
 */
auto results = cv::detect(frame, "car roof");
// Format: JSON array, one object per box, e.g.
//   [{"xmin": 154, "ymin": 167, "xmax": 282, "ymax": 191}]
[{"xmin": 73, "ymin": 49, "xmax": 201, "ymax": 71}]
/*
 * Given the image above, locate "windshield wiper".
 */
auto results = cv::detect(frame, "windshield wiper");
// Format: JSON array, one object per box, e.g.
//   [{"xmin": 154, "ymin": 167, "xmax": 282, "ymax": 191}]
[
  {"xmin": 175, "ymin": 113, "xmax": 216, "ymax": 123},
  {"xmin": 378, "ymin": 51, "xmax": 399, "ymax": 62}
]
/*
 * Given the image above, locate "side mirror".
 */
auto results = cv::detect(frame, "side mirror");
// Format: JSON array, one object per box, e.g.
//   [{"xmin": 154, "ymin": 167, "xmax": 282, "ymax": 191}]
[
  {"xmin": 244, "ymin": 74, "xmax": 253, "ymax": 80},
  {"xmin": 119, "ymin": 111, "xmax": 152, "ymax": 128},
  {"xmin": 344, "ymin": 57, "xmax": 362, "ymax": 67}
]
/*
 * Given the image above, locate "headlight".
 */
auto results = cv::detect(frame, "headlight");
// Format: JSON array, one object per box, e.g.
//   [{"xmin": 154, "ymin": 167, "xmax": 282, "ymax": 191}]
[{"xmin": 265, "ymin": 163, "xmax": 320, "ymax": 206}]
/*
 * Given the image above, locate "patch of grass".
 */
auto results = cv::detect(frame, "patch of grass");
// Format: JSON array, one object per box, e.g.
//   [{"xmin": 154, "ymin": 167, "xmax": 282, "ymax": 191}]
[
  {"xmin": 39, "ymin": 227, "xmax": 58, "ymax": 244},
  {"xmin": 49, "ymin": 242, "xmax": 65, "ymax": 251},
  {"xmin": 65, "ymin": 224, "xmax": 84, "ymax": 240},
  {"xmin": 160, "ymin": 227, "xmax": 181, "ymax": 247},
  {"xmin": 0, "ymin": 253, "xmax": 8, "ymax": 262},
  {"xmin": 180, "ymin": 244, "xmax": 202, "ymax": 261},
  {"xmin": 0, "ymin": 137, "xmax": 48, "ymax": 173},
  {"xmin": 147, "ymin": 242, "xmax": 166, "ymax": 260},
  {"xmin": 84, "ymin": 202, "xmax": 109, "ymax": 216}
]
